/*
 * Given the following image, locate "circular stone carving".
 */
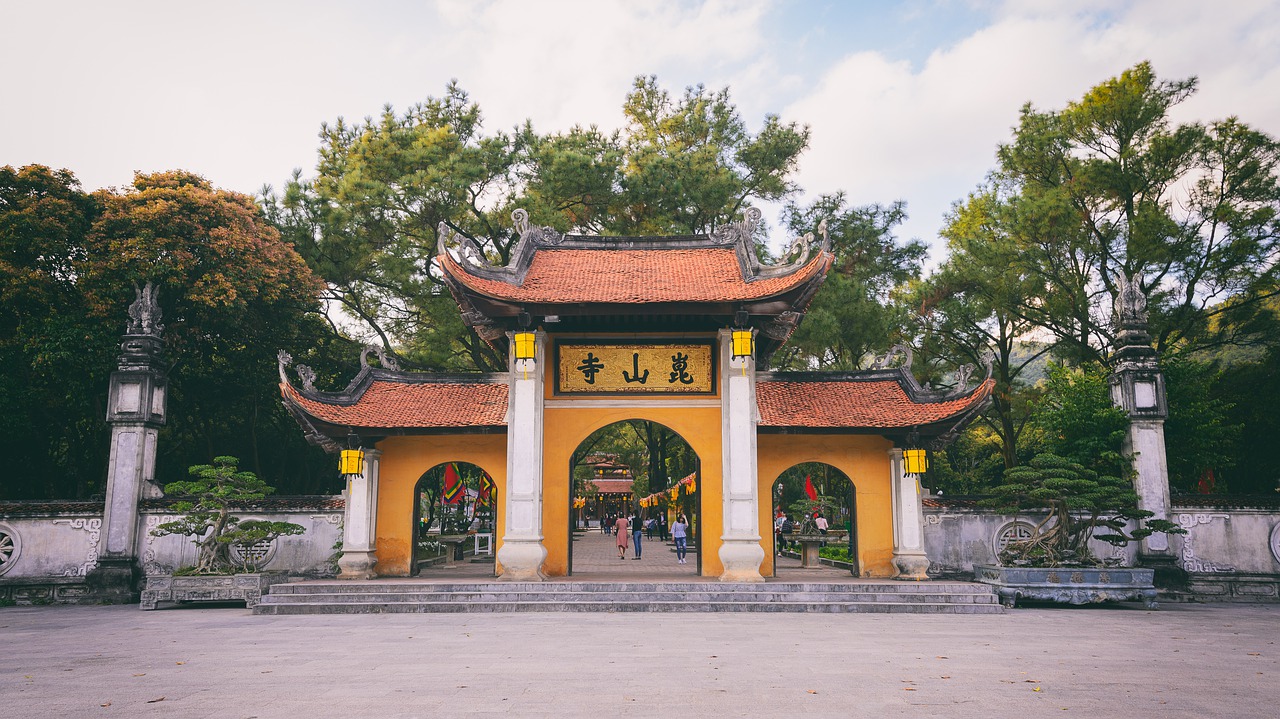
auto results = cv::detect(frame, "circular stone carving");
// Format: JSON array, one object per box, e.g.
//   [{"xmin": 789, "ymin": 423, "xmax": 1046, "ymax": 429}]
[
  {"xmin": 993, "ymin": 520, "xmax": 1036, "ymax": 556},
  {"xmin": 1270, "ymin": 523, "xmax": 1280, "ymax": 567},
  {"xmin": 227, "ymin": 518, "xmax": 278, "ymax": 571},
  {"xmin": 0, "ymin": 523, "xmax": 21, "ymax": 576}
]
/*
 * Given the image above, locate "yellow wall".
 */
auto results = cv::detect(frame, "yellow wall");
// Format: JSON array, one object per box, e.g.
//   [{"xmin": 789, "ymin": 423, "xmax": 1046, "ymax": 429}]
[
  {"xmin": 756, "ymin": 434, "xmax": 896, "ymax": 577},
  {"xmin": 372, "ymin": 434, "xmax": 508, "ymax": 577},
  {"xmin": 541, "ymin": 406, "xmax": 724, "ymax": 577}
]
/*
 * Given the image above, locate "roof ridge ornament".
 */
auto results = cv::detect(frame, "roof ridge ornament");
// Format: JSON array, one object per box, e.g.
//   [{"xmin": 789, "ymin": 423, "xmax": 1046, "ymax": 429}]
[
  {"xmin": 360, "ymin": 345, "xmax": 401, "ymax": 371},
  {"xmin": 277, "ymin": 349, "xmax": 318, "ymax": 392},
  {"xmin": 871, "ymin": 343, "xmax": 914, "ymax": 370}
]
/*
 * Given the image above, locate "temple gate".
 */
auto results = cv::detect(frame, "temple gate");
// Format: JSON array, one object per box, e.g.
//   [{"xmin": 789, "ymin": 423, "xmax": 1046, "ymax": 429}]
[{"xmin": 281, "ymin": 209, "xmax": 991, "ymax": 581}]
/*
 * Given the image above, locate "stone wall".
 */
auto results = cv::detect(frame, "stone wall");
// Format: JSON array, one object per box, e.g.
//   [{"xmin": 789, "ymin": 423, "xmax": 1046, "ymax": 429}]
[
  {"xmin": 0, "ymin": 497, "xmax": 343, "ymax": 605},
  {"xmin": 923, "ymin": 495, "xmax": 1280, "ymax": 602}
]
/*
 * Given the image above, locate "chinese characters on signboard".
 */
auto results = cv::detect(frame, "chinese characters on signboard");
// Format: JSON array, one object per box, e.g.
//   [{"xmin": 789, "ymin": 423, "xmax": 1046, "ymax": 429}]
[{"xmin": 556, "ymin": 343, "xmax": 715, "ymax": 394}]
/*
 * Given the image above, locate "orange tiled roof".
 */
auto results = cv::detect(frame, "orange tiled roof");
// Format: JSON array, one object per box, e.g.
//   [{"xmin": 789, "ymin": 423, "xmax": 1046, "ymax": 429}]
[
  {"xmin": 282, "ymin": 380, "xmax": 507, "ymax": 429},
  {"xmin": 757, "ymin": 378, "xmax": 993, "ymax": 429},
  {"xmin": 440, "ymin": 248, "xmax": 830, "ymax": 304},
  {"xmin": 591, "ymin": 479, "xmax": 634, "ymax": 495}
]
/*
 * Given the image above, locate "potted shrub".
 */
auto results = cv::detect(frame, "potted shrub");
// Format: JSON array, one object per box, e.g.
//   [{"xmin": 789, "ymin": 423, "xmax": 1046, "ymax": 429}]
[
  {"xmin": 973, "ymin": 453, "xmax": 1184, "ymax": 608},
  {"xmin": 140, "ymin": 456, "xmax": 305, "ymax": 610}
]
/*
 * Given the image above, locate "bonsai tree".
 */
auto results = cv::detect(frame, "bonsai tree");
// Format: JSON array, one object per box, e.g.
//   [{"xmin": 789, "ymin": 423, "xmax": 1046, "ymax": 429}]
[
  {"xmin": 151, "ymin": 456, "xmax": 306, "ymax": 574},
  {"xmin": 983, "ymin": 453, "xmax": 1183, "ymax": 567}
]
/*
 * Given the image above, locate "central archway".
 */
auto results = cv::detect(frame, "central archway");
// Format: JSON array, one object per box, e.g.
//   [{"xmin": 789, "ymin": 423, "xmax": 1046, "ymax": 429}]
[{"xmin": 565, "ymin": 419, "xmax": 702, "ymax": 577}]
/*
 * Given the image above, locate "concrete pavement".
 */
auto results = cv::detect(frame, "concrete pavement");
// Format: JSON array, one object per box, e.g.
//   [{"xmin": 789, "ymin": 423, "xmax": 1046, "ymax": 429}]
[{"xmin": 1, "ymin": 600, "xmax": 1274, "ymax": 718}]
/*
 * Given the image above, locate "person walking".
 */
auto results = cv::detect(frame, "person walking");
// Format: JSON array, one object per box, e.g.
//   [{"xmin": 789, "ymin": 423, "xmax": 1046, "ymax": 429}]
[
  {"xmin": 671, "ymin": 514, "xmax": 689, "ymax": 564},
  {"xmin": 614, "ymin": 514, "xmax": 629, "ymax": 559},
  {"xmin": 658, "ymin": 513, "xmax": 669, "ymax": 542},
  {"xmin": 631, "ymin": 512, "xmax": 643, "ymax": 559}
]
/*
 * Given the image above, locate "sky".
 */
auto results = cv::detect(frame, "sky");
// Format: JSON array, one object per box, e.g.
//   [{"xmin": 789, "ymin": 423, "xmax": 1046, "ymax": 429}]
[{"xmin": 4, "ymin": 0, "xmax": 1279, "ymax": 261}]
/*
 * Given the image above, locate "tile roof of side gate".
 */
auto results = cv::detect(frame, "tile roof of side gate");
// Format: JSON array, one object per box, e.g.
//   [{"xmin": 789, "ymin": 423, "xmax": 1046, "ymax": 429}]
[{"xmin": 279, "ymin": 363, "xmax": 991, "ymax": 447}]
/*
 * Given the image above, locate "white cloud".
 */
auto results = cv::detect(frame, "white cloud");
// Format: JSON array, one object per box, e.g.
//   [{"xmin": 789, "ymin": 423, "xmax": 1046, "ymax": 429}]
[{"xmin": 784, "ymin": 0, "xmax": 1280, "ymax": 261}]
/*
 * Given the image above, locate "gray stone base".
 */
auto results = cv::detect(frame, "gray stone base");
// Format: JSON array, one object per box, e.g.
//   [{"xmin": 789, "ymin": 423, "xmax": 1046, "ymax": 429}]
[
  {"xmin": 0, "ymin": 577, "xmax": 97, "ymax": 605},
  {"xmin": 140, "ymin": 572, "xmax": 286, "ymax": 610},
  {"xmin": 85, "ymin": 559, "xmax": 140, "ymax": 604},
  {"xmin": 1180, "ymin": 572, "xmax": 1280, "ymax": 602},
  {"xmin": 974, "ymin": 564, "xmax": 1157, "ymax": 609}
]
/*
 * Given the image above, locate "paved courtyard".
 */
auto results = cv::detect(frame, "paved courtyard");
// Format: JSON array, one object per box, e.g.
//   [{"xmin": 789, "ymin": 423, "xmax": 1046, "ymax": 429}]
[{"xmin": 1, "ymin": 598, "xmax": 1273, "ymax": 718}]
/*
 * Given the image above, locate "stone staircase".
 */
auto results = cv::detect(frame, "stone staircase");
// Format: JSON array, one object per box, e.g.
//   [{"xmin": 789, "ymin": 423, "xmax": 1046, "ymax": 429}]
[{"xmin": 253, "ymin": 580, "xmax": 1003, "ymax": 615}]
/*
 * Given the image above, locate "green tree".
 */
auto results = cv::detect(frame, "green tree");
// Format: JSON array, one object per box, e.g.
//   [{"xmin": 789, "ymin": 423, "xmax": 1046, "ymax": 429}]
[
  {"xmin": 1031, "ymin": 363, "xmax": 1130, "ymax": 478},
  {"xmin": 917, "ymin": 186, "xmax": 1053, "ymax": 470},
  {"xmin": 0, "ymin": 165, "xmax": 107, "ymax": 499},
  {"xmin": 269, "ymin": 77, "xmax": 812, "ymax": 372},
  {"xmin": 1160, "ymin": 356, "xmax": 1240, "ymax": 493},
  {"xmin": 774, "ymin": 195, "xmax": 926, "ymax": 369},
  {"xmin": 151, "ymin": 456, "xmax": 305, "ymax": 574},
  {"xmin": 995, "ymin": 62, "xmax": 1280, "ymax": 362}
]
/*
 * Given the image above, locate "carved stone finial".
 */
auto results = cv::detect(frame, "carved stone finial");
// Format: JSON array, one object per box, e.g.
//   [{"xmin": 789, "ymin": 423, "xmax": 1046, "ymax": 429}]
[
  {"xmin": 953, "ymin": 363, "xmax": 975, "ymax": 391},
  {"xmin": 277, "ymin": 350, "xmax": 293, "ymax": 385},
  {"xmin": 360, "ymin": 345, "xmax": 401, "ymax": 371},
  {"xmin": 295, "ymin": 364, "xmax": 317, "ymax": 392},
  {"xmin": 871, "ymin": 344, "xmax": 914, "ymax": 370},
  {"xmin": 1115, "ymin": 274, "xmax": 1148, "ymax": 326},
  {"xmin": 512, "ymin": 208, "xmax": 530, "ymax": 236},
  {"xmin": 817, "ymin": 218, "xmax": 830, "ymax": 250},
  {"xmin": 126, "ymin": 282, "xmax": 164, "ymax": 336},
  {"xmin": 744, "ymin": 207, "xmax": 762, "ymax": 233}
]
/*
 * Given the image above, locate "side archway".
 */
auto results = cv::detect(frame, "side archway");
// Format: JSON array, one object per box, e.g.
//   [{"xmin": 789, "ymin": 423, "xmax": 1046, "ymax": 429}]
[{"xmin": 769, "ymin": 462, "xmax": 857, "ymax": 576}]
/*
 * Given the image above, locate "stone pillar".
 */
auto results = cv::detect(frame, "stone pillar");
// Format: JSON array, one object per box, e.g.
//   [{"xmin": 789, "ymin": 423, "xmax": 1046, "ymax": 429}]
[
  {"xmin": 718, "ymin": 329, "xmax": 765, "ymax": 582},
  {"xmin": 90, "ymin": 283, "xmax": 167, "ymax": 602},
  {"xmin": 337, "ymin": 449, "xmax": 381, "ymax": 579},
  {"xmin": 889, "ymin": 448, "xmax": 930, "ymax": 580},
  {"xmin": 1108, "ymin": 275, "xmax": 1181, "ymax": 585},
  {"xmin": 497, "ymin": 330, "xmax": 547, "ymax": 581}
]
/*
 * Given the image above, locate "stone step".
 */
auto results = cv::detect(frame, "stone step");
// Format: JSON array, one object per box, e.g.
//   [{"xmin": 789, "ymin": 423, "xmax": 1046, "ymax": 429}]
[
  {"xmin": 260, "ymin": 590, "xmax": 998, "ymax": 604},
  {"xmin": 254, "ymin": 600, "xmax": 1004, "ymax": 615},
  {"xmin": 254, "ymin": 580, "xmax": 1002, "ymax": 615},
  {"xmin": 266, "ymin": 581, "xmax": 996, "ymax": 595}
]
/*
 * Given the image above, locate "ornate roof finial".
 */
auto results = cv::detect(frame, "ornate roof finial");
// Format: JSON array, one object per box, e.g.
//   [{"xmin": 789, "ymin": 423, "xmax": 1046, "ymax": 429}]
[
  {"xmin": 817, "ymin": 218, "xmax": 830, "ymax": 251},
  {"xmin": 512, "ymin": 208, "xmax": 530, "ymax": 236},
  {"xmin": 126, "ymin": 282, "xmax": 164, "ymax": 336}
]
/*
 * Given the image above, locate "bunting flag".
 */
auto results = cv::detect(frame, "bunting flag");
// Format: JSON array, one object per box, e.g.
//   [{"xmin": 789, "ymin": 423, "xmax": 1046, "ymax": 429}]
[
  {"xmin": 478, "ymin": 470, "xmax": 495, "ymax": 507},
  {"xmin": 442, "ymin": 463, "xmax": 463, "ymax": 505}
]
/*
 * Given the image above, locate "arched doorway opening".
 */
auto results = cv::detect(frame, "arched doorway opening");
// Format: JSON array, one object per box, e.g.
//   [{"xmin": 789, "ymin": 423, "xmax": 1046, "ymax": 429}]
[
  {"xmin": 770, "ymin": 462, "xmax": 858, "ymax": 577},
  {"xmin": 410, "ymin": 461, "xmax": 498, "ymax": 576},
  {"xmin": 567, "ymin": 419, "xmax": 701, "ymax": 576}
]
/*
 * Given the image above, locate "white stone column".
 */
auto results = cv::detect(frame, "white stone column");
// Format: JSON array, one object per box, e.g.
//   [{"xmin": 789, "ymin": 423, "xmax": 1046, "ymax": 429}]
[
  {"xmin": 718, "ymin": 329, "xmax": 765, "ymax": 582},
  {"xmin": 497, "ymin": 330, "xmax": 548, "ymax": 581},
  {"xmin": 100, "ymin": 423, "xmax": 161, "ymax": 561},
  {"xmin": 1125, "ymin": 419, "xmax": 1173, "ymax": 555},
  {"xmin": 889, "ymin": 448, "xmax": 930, "ymax": 580},
  {"xmin": 338, "ymin": 448, "xmax": 381, "ymax": 579}
]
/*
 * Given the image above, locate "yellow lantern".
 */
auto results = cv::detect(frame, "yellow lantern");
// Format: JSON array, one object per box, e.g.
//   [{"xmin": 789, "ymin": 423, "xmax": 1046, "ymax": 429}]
[
  {"xmin": 731, "ymin": 329, "xmax": 754, "ymax": 359},
  {"xmin": 512, "ymin": 332, "xmax": 536, "ymax": 361},
  {"xmin": 339, "ymin": 449, "xmax": 364, "ymax": 476},
  {"xmin": 685, "ymin": 479, "xmax": 696, "ymax": 494},
  {"xmin": 903, "ymin": 448, "xmax": 928, "ymax": 476},
  {"xmin": 669, "ymin": 487, "xmax": 678, "ymax": 500}
]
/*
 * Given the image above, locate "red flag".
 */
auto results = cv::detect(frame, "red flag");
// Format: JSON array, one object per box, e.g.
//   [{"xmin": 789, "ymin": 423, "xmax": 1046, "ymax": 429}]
[
  {"xmin": 442, "ymin": 463, "xmax": 463, "ymax": 504},
  {"xmin": 478, "ymin": 471, "xmax": 495, "ymax": 507},
  {"xmin": 804, "ymin": 475, "xmax": 818, "ymax": 501}
]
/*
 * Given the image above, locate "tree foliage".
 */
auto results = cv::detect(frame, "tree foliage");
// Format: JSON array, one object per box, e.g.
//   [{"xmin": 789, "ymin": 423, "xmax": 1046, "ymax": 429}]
[
  {"xmin": 268, "ymin": 77, "xmax": 814, "ymax": 372},
  {"xmin": 984, "ymin": 453, "xmax": 1182, "ymax": 567},
  {"xmin": 0, "ymin": 166, "xmax": 343, "ymax": 499},
  {"xmin": 150, "ymin": 456, "xmax": 305, "ymax": 574}
]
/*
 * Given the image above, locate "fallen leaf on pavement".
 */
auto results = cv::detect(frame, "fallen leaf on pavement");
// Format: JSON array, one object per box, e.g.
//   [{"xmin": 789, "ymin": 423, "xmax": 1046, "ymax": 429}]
[{"xmin": 146, "ymin": 697, "xmax": 165, "ymax": 703}]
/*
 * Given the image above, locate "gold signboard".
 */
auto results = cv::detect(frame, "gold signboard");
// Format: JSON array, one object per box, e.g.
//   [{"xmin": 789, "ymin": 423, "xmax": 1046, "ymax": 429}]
[{"xmin": 555, "ymin": 342, "xmax": 716, "ymax": 394}]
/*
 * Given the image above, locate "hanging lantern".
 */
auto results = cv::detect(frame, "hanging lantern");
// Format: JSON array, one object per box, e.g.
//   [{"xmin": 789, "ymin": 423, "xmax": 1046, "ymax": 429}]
[
  {"xmin": 731, "ymin": 329, "xmax": 754, "ymax": 359},
  {"xmin": 685, "ymin": 478, "xmax": 696, "ymax": 494},
  {"xmin": 512, "ymin": 331, "xmax": 537, "ymax": 361},
  {"xmin": 903, "ymin": 448, "xmax": 929, "ymax": 476},
  {"xmin": 669, "ymin": 487, "xmax": 678, "ymax": 501},
  {"xmin": 339, "ymin": 430, "xmax": 365, "ymax": 477}
]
